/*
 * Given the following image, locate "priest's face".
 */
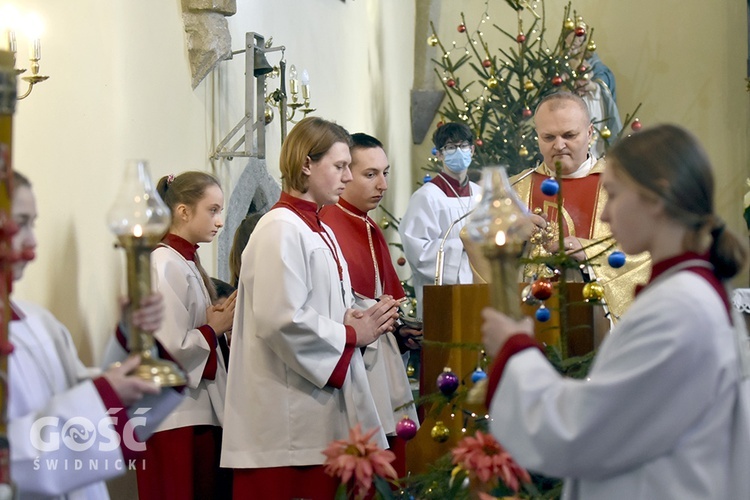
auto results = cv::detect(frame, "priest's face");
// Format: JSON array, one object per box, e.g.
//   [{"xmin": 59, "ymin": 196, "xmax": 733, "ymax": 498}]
[
  {"xmin": 304, "ymin": 141, "xmax": 352, "ymax": 207},
  {"xmin": 12, "ymin": 185, "xmax": 38, "ymax": 281},
  {"xmin": 343, "ymin": 146, "xmax": 390, "ymax": 213},
  {"xmin": 181, "ymin": 184, "xmax": 225, "ymax": 245},
  {"xmin": 535, "ymin": 100, "xmax": 593, "ymax": 175}
]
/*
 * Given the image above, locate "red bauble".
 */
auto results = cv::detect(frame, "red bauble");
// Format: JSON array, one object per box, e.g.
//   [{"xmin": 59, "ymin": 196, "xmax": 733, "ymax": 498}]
[
  {"xmin": 437, "ymin": 121, "xmax": 444, "ymax": 128},
  {"xmin": 552, "ymin": 75, "xmax": 563, "ymax": 86},
  {"xmin": 522, "ymin": 107, "xmax": 533, "ymax": 118},
  {"xmin": 574, "ymin": 26, "xmax": 586, "ymax": 37},
  {"xmin": 397, "ymin": 256, "xmax": 406, "ymax": 266},
  {"xmin": 577, "ymin": 65, "xmax": 587, "ymax": 74},
  {"xmin": 482, "ymin": 59, "xmax": 492, "ymax": 68},
  {"xmin": 531, "ymin": 279, "xmax": 553, "ymax": 301},
  {"xmin": 457, "ymin": 23, "xmax": 466, "ymax": 33},
  {"xmin": 475, "ymin": 139, "xmax": 483, "ymax": 147},
  {"xmin": 516, "ymin": 33, "xmax": 526, "ymax": 43},
  {"xmin": 395, "ymin": 417, "xmax": 418, "ymax": 441},
  {"xmin": 631, "ymin": 119, "xmax": 642, "ymax": 131},
  {"xmin": 446, "ymin": 78, "xmax": 456, "ymax": 88}
]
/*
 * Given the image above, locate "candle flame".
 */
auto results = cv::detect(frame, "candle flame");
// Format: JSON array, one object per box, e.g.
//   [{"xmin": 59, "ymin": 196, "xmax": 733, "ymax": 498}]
[
  {"xmin": 495, "ymin": 231, "xmax": 506, "ymax": 246},
  {"xmin": 133, "ymin": 224, "xmax": 143, "ymax": 237}
]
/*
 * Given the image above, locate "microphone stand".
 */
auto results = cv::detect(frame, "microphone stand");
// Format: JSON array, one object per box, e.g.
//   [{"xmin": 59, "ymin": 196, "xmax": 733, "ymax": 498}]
[{"xmin": 433, "ymin": 167, "xmax": 537, "ymax": 286}]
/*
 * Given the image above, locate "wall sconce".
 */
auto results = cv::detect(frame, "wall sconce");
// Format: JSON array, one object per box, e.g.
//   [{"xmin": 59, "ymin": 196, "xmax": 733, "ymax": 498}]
[
  {"xmin": 1, "ymin": 6, "xmax": 49, "ymax": 100},
  {"xmin": 211, "ymin": 32, "xmax": 314, "ymax": 161}
]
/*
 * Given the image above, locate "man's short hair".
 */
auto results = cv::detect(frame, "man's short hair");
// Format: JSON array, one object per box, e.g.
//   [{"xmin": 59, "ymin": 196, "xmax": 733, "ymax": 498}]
[
  {"xmin": 534, "ymin": 91, "xmax": 591, "ymax": 121},
  {"xmin": 351, "ymin": 132, "xmax": 384, "ymax": 151},
  {"xmin": 432, "ymin": 122, "xmax": 474, "ymax": 149}
]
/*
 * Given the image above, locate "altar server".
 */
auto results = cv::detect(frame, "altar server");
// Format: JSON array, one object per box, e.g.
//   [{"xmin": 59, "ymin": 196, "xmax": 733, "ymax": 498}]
[
  {"xmin": 482, "ymin": 124, "xmax": 750, "ymax": 499},
  {"xmin": 222, "ymin": 117, "xmax": 399, "ymax": 500}
]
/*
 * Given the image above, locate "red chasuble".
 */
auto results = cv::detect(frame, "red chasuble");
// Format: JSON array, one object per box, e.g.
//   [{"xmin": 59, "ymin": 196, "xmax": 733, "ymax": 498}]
[
  {"xmin": 528, "ymin": 171, "xmax": 603, "ymax": 239},
  {"xmin": 320, "ymin": 197, "xmax": 406, "ymax": 300}
]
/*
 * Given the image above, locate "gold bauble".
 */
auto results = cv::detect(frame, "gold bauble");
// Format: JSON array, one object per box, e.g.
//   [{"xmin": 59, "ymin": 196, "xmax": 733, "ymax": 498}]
[
  {"xmin": 519, "ymin": 145, "xmax": 529, "ymax": 157},
  {"xmin": 379, "ymin": 217, "xmax": 390, "ymax": 230},
  {"xmin": 586, "ymin": 40, "xmax": 597, "ymax": 52},
  {"xmin": 563, "ymin": 18, "xmax": 575, "ymax": 30},
  {"xmin": 406, "ymin": 364, "xmax": 416, "ymax": 377},
  {"xmin": 523, "ymin": 80, "xmax": 535, "ymax": 91},
  {"xmin": 600, "ymin": 126, "xmax": 612, "ymax": 139},
  {"xmin": 427, "ymin": 34, "xmax": 439, "ymax": 46},
  {"xmin": 431, "ymin": 421, "xmax": 450, "ymax": 443},
  {"xmin": 487, "ymin": 76, "xmax": 499, "ymax": 89},
  {"xmin": 583, "ymin": 281, "xmax": 605, "ymax": 302}
]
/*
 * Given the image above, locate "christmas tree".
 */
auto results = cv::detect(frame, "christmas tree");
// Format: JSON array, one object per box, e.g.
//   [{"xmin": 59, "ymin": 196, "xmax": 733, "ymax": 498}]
[{"xmin": 426, "ymin": 0, "xmax": 639, "ymax": 176}]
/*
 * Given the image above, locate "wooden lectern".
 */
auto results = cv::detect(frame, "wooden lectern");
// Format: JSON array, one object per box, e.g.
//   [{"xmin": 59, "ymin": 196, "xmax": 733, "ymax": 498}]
[{"xmin": 405, "ymin": 282, "xmax": 603, "ymax": 474}]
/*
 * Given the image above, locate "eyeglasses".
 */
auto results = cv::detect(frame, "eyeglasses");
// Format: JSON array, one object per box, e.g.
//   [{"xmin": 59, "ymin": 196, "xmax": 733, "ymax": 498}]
[{"xmin": 441, "ymin": 142, "xmax": 472, "ymax": 154}]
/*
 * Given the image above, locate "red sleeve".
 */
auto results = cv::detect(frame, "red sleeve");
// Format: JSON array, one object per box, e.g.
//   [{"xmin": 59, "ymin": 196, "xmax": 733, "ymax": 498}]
[
  {"xmin": 327, "ymin": 326, "xmax": 357, "ymax": 389},
  {"xmin": 115, "ymin": 325, "xmax": 129, "ymax": 352},
  {"xmin": 93, "ymin": 376, "xmax": 140, "ymax": 460},
  {"xmin": 198, "ymin": 325, "xmax": 218, "ymax": 380},
  {"xmin": 485, "ymin": 334, "xmax": 544, "ymax": 408}
]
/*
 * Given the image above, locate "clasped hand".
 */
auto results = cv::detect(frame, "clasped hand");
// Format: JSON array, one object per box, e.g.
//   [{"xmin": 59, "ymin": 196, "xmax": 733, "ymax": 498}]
[{"xmin": 345, "ymin": 295, "xmax": 400, "ymax": 347}]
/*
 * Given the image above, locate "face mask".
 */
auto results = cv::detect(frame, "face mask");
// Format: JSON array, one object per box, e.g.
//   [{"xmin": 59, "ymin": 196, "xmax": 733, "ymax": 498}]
[{"xmin": 443, "ymin": 149, "xmax": 472, "ymax": 173}]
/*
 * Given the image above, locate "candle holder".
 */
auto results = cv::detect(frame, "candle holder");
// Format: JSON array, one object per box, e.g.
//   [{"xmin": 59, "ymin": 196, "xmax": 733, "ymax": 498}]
[
  {"xmin": 107, "ymin": 160, "xmax": 186, "ymax": 387},
  {"xmin": 464, "ymin": 166, "xmax": 534, "ymax": 319}
]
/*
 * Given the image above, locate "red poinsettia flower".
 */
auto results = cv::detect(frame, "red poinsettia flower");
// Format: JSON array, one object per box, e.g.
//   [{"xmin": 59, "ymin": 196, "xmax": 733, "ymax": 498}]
[
  {"xmin": 322, "ymin": 424, "xmax": 398, "ymax": 498},
  {"xmin": 451, "ymin": 430, "xmax": 531, "ymax": 492}
]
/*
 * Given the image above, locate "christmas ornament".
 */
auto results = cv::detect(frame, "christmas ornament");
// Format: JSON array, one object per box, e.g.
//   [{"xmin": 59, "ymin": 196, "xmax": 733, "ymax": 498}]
[
  {"xmin": 406, "ymin": 363, "xmax": 415, "ymax": 377},
  {"xmin": 535, "ymin": 305, "xmax": 551, "ymax": 322},
  {"xmin": 516, "ymin": 33, "xmax": 526, "ymax": 43},
  {"xmin": 482, "ymin": 58, "xmax": 492, "ymax": 68},
  {"xmin": 574, "ymin": 26, "xmax": 586, "ymax": 37},
  {"xmin": 631, "ymin": 119, "xmax": 642, "ymax": 131},
  {"xmin": 431, "ymin": 421, "xmax": 450, "ymax": 443},
  {"xmin": 446, "ymin": 78, "xmax": 456, "ymax": 88},
  {"xmin": 487, "ymin": 76, "xmax": 499, "ymax": 89},
  {"xmin": 540, "ymin": 177, "xmax": 559, "ymax": 196},
  {"xmin": 457, "ymin": 23, "xmax": 466, "ymax": 33},
  {"xmin": 563, "ymin": 18, "xmax": 575, "ymax": 30},
  {"xmin": 587, "ymin": 39, "xmax": 597, "ymax": 52},
  {"xmin": 583, "ymin": 281, "xmax": 605, "ymax": 302},
  {"xmin": 397, "ymin": 256, "xmax": 406, "ymax": 266},
  {"xmin": 577, "ymin": 64, "xmax": 587, "ymax": 74},
  {"xmin": 522, "ymin": 107, "xmax": 533, "ymax": 118},
  {"xmin": 518, "ymin": 145, "xmax": 529, "ymax": 157},
  {"xmin": 427, "ymin": 34, "xmax": 438, "ymax": 46},
  {"xmin": 437, "ymin": 368, "xmax": 459, "ymax": 396},
  {"xmin": 608, "ymin": 251, "xmax": 626, "ymax": 268},
  {"xmin": 521, "ymin": 284, "xmax": 541, "ymax": 305},
  {"xmin": 379, "ymin": 218, "xmax": 390, "ymax": 230},
  {"xmin": 423, "ymin": 173, "xmax": 432, "ymax": 183},
  {"xmin": 431, "ymin": 147, "xmax": 438, "ymax": 155},
  {"xmin": 449, "ymin": 466, "xmax": 470, "ymax": 489},
  {"xmin": 531, "ymin": 278, "xmax": 553, "ymax": 300},
  {"xmin": 471, "ymin": 368, "xmax": 487, "ymax": 383},
  {"xmin": 600, "ymin": 126, "xmax": 612, "ymax": 139},
  {"xmin": 436, "ymin": 121, "xmax": 444, "ymax": 128},
  {"xmin": 396, "ymin": 416, "xmax": 418, "ymax": 441},
  {"xmin": 475, "ymin": 138, "xmax": 483, "ymax": 147},
  {"xmin": 523, "ymin": 80, "xmax": 535, "ymax": 91},
  {"xmin": 552, "ymin": 75, "xmax": 563, "ymax": 86}
]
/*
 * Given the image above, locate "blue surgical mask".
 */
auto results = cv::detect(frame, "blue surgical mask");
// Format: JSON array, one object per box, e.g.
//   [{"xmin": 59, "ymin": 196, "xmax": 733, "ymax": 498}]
[{"xmin": 443, "ymin": 149, "xmax": 472, "ymax": 173}]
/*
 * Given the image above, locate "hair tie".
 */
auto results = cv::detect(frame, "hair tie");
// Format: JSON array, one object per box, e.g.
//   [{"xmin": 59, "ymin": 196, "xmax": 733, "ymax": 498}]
[{"xmin": 166, "ymin": 174, "xmax": 175, "ymax": 185}]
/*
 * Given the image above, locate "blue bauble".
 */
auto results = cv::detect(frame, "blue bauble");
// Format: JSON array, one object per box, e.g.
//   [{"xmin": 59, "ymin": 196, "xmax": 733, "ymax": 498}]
[
  {"xmin": 436, "ymin": 369, "xmax": 459, "ymax": 395},
  {"xmin": 471, "ymin": 368, "xmax": 487, "ymax": 383},
  {"xmin": 423, "ymin": 173, "xmax": 432, "ymax": 183},
  {"xmin": 431, "ymin": 147, "xmax": 438, "ymax": 155},
  {"xmin": 608, "ymin": 251, "xmax": 626, "ymax": 268},
  {"xmin": 535, "ymin": 306, "xmax": 551, "ymax": 322},
  {"xmin": 540, "ymin": 178, "xmax": 559, "ymax": 196}
]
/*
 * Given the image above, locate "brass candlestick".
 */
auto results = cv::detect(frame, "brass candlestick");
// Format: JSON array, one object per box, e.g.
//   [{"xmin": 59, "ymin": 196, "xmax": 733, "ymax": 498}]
[{"xmin": 108, "ymin": 160, "xmax": 186, "ymax": 387}]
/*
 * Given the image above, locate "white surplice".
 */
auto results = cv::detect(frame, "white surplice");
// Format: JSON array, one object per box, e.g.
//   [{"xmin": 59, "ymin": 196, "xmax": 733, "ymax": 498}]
[
  {"xmin": 221, "ymin": 208, "xmax": 386, "ymax": 469},
  {"xmin": 489, "ymin": 265, "xmax": 750, "ymax": 499}
]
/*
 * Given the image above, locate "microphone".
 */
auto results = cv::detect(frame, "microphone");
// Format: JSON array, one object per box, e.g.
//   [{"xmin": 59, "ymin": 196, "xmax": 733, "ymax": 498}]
[{"xmin": 433, "ymin": 167, "xmax": 537, "ymax": 286}]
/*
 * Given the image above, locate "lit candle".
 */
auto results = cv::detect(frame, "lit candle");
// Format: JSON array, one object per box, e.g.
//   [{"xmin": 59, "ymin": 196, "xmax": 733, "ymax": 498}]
[
  {"xmin": 289, "ymin": 64, "xmax": 298, "ymax": 95},
  {"xmin": 0, "ymin": 4, "xmax": 20, "ymax": 53},
  {"xmin": 7, "ymin": 31, "xmax": 15, "ymax": 54},
  {"xmin": 301, "ymin": 69, "xmax": 310, "ymax": 100},
  {"xmin": 24, "ymin": 12, "xmax": 43, "ymax": 60}
]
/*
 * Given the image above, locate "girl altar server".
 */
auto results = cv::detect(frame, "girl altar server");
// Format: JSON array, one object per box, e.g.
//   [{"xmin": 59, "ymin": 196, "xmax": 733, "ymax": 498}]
[
  {"xmin": 9, "ymin": 171, "xmax": 183, "ymax": 499},
  {"xmin": 481, "ymin": 124, "xmax": 750, "ymax": 499},
  {"xmin": 221, "ymin": 117, "xmax": 400, "ymax": 500},
  {"xmin": 136, "ymin": 171, "xmax": 236, "ymax": 499}
]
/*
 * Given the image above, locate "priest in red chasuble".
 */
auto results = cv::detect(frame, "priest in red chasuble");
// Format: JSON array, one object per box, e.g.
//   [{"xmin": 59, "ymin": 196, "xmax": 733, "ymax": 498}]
[
  {"xmin": 320, "ymin": 133, "xmax": 420, "ymax": 476},
  {"xmin": 468, "ymin": 92, "xmax": 649, "ymax": 321}
]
